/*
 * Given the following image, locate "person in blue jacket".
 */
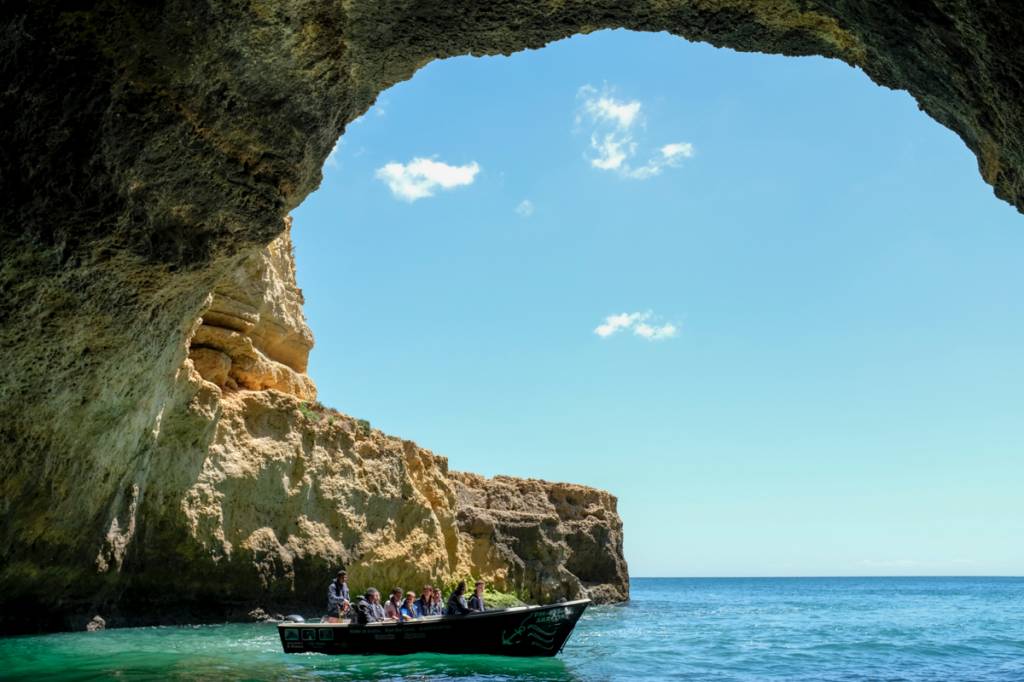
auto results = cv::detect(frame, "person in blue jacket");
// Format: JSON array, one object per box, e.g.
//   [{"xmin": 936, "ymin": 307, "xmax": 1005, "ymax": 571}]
[{"xmin": 399, "ymin": 591, "xmax": 420, "ymax": 620}]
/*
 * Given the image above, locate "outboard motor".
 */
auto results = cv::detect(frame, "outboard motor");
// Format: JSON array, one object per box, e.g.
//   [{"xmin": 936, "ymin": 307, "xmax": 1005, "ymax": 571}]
[{"xmin": 283, "ymin": 614, "xmax": 305, "ymax": 623}]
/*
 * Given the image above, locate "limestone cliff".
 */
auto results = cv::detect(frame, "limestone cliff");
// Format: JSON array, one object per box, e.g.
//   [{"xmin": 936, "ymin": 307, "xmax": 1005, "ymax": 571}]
[{"xmin": 1, "ymin": 220, "xmax": 626, "ymax": 632}]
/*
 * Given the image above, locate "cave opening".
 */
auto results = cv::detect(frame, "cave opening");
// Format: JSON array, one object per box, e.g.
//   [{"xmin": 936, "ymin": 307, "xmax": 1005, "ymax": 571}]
[
  {"xmin": 286, "ymin": 30, "xmax": 1024, "ymax": 578},
  {"xmin": 5, "ymin": 3, "xmax": 1024, "ymax": 635}
]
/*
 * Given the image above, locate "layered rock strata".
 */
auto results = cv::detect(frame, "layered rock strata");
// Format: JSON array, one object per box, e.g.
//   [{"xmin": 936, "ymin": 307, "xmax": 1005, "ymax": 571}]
[
  {"xmin": 3, "ymin": 0, "xmax": 1024, "ymax": 633},
  {"xmin": 188, "ymin": 217, "xmax": 316, "ymax": 400}
]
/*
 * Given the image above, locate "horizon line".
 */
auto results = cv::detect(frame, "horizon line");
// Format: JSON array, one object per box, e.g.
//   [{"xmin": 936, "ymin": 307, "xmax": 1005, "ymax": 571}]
[{"xmin": 628, "ymin": 574, "xmax": 1024, "ymax": 579}]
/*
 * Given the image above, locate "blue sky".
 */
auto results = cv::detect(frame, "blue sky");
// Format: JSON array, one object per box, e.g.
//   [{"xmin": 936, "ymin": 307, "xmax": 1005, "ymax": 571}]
[{"xmin": 291, "ymin": 30, "xmax": 1024, "ymax": 578}]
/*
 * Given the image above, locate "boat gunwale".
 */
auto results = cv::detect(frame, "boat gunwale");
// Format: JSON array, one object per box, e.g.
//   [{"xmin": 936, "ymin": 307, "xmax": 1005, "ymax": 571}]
[{"xmin": 276, "ymin": 598, "xmax": 592, "ymax": 629}]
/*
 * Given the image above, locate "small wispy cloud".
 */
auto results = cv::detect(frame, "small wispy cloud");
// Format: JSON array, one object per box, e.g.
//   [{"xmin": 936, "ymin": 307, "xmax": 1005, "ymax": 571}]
[
  {"xmin": 662, "ymin": 142, "xmax": 695, "ymax": 160},
  {"xmin": 594, "ymin": 311, "xmax": 678, "ymax": 341},
  {"xmin": 634, "ymin": 321, "xmax": 678, "ymax": 340},
  {"xmin": 375, "ymin": 157, "xmax": 480, "ymax": 202},
  {"xmin": 581, "ymin": 92, "xmax": 642, "ymax": 129},
  {"xmin": 515, "ymin": 199, "xmax": 535, "ymax": 217},
  {"xmin": 576, "ymin": 84, "xmax": 694, "ymax": 180}
]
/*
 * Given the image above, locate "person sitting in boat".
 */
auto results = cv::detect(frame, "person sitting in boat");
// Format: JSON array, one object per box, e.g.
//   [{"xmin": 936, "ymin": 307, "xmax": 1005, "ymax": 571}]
[
  {"xmin": 326, "ymin": 569, "xmax": 350, "ymax": 622},
  {"xmin": 468, "ymin": 580, "xmax": 486, "ymax": 612},
  {"xmin": 399, "ymin": 591, "xmax": 420, "ymax": 620},
  {"xmin": 353, "ymin": 588, "xmax": 386, "ymax": 624},
  {"xmin": 383, "ymin": 587, "xmax": 404, "ymax": 620},
  {"xmin": 414, "ymin": 584, "xmax": 432, "ymax": 615},
  {"xmin": 333, "ymin": 598, "xmax": 351, "ymax": 623},
  {"xmin": 424, "ymin": 587, "xmax": 445, "ymax": 616},
  {"xmin": 446, "ymin": 580, "xmax": 475, "ymax": 615}
]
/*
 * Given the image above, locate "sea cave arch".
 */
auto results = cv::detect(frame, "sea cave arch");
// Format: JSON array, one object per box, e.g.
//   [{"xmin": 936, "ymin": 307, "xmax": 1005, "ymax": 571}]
[{"xmin": 1, "ymin": 1, "xmax": 1022, "ymax": 633}]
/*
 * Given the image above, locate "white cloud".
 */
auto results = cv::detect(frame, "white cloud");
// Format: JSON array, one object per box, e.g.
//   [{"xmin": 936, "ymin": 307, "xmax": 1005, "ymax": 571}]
[
  {"xmin": 576, "ymin": 85, "xmax": 694, "ymax": 180},
  {"xmin": 624, "ymin": 161, "xmax": 661, "ymax": 180},
  {"xmin": 375, "ymin": 157, "xmax": 480, "ymax": 202},
  {"xmin": 515, "ymin": 199, "xmax": 535, "ymax": 217},
  {"xmin": 633, "ymin": 321, "xmax": 678, "ymax": 340},
  {"xmin": 594, "ymin": 311, "xmax": 678, "ymax": 341},
  {"xmin": 580, "ymin": 87, "xmax": 642, "ymax": 129},
  {"xmin": 590, "ymin": 133, "xmax": 633, "ymax": 171},
  {"xmin": 622, "ymin": 142, "xmax": 694, "ymax": 180},
  {"xmin": 661, "ymin": 142, "xmax": 695, "ymax": 160},
  {"xmin": 594, "ymin": 312, "xmax": 646, "ymax": 338}
]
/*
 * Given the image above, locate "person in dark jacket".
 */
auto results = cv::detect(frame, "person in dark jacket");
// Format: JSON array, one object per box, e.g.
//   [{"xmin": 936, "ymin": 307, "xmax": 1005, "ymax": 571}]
[
  {"xmin": 353, "ymin": 588, "xmax": 386, "ymax": 624},
  {"xmin": 326, "ymin": 569, "xmax": 350, "ymax": 621},
  {"xmin": 467, "ymin": 580, "xmax": 486, "ymax": 612},
  {"xmin": 446, "ymin": 580, "xmax": 473, "ymax": 615},
  {"xmin": 414, "ymin": 584, "xmax": 432, "ymax": 616}
]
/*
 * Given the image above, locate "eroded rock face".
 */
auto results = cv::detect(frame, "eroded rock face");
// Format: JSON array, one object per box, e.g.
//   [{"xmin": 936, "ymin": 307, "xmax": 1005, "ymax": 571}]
[
  {"xmin": 188, "ymin": 217, "xmax": 316, "ymax": 400},
  {"xmin": 451, "ymin": 473, "xmax": 629, "ymax": 604},
  {"xmin": 146, "ymin": 387, "xmax": 626, "ymax": 618},
  {"xmin": 2, "ymin": 0, "xmax": 1023, "ymax": 632},
  {"xmin": 0, "ymin": 221, "xmax": 627, "ymax": 632}
]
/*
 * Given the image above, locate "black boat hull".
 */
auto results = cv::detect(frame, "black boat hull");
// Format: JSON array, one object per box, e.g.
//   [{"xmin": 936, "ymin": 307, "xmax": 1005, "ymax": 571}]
[{"xmin": 278, "ymin": 599, "xmax": 590, "ymax": 657}]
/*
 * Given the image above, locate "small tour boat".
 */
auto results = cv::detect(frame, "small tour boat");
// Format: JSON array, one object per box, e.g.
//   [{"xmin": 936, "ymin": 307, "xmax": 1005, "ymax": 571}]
[{"xmin": 278, "ymin": 599, "xmax": 591, "ymax": 657}]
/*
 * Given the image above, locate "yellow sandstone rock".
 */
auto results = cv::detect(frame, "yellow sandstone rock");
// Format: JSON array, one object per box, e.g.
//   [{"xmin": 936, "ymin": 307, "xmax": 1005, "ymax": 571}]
[
  {"xmin": 188, "ymin": 218, "xmax": 317, "ymax": 400},
  {"xmin": 111, "ymin": 218, "xmax": 628, "ymax": 623}
]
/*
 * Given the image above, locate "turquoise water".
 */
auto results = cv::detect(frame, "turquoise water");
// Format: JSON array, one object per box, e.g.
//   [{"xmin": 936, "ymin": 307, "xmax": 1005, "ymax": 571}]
[{"xmin": 2, "ymin": 577, "xmax": 1022, "ymax": 680}]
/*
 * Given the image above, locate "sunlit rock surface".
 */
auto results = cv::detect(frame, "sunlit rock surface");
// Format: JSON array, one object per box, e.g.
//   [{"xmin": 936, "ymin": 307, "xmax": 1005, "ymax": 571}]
[
  {"xmin": 2, "ymin": 0, "xmax": 1023, "ymax": 632},
  {"xmin": 188, "ymin": 218, "xmax": 316, "ymax": 400},
  {"xmin": 451, "ymin": 472, "xmax": 629, "ymax": 604}
]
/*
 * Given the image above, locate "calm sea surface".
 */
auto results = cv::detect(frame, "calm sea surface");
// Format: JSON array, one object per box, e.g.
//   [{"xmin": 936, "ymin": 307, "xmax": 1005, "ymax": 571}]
[{"xmin": 1, "ymin": 577, "xmax": 1022, "ymax": 681}]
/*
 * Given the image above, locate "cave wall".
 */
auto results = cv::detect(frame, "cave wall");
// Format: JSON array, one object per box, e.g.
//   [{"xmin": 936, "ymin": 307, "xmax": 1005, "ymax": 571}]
[{"xmin": 2, "ymin": 0, "xmax": 1022, "ymax": 632}]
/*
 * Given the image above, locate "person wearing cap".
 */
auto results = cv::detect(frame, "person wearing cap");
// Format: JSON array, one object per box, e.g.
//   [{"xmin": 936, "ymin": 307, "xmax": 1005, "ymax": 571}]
[{"xmin": 326, "ymin": 569, "xmax": 350, "ymax": 621}]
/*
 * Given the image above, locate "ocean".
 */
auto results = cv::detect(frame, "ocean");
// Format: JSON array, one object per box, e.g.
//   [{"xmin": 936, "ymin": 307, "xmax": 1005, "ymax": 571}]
[{"xmin": 1, "ymin": 577, "xmax": 1021, "ymax": 680}]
